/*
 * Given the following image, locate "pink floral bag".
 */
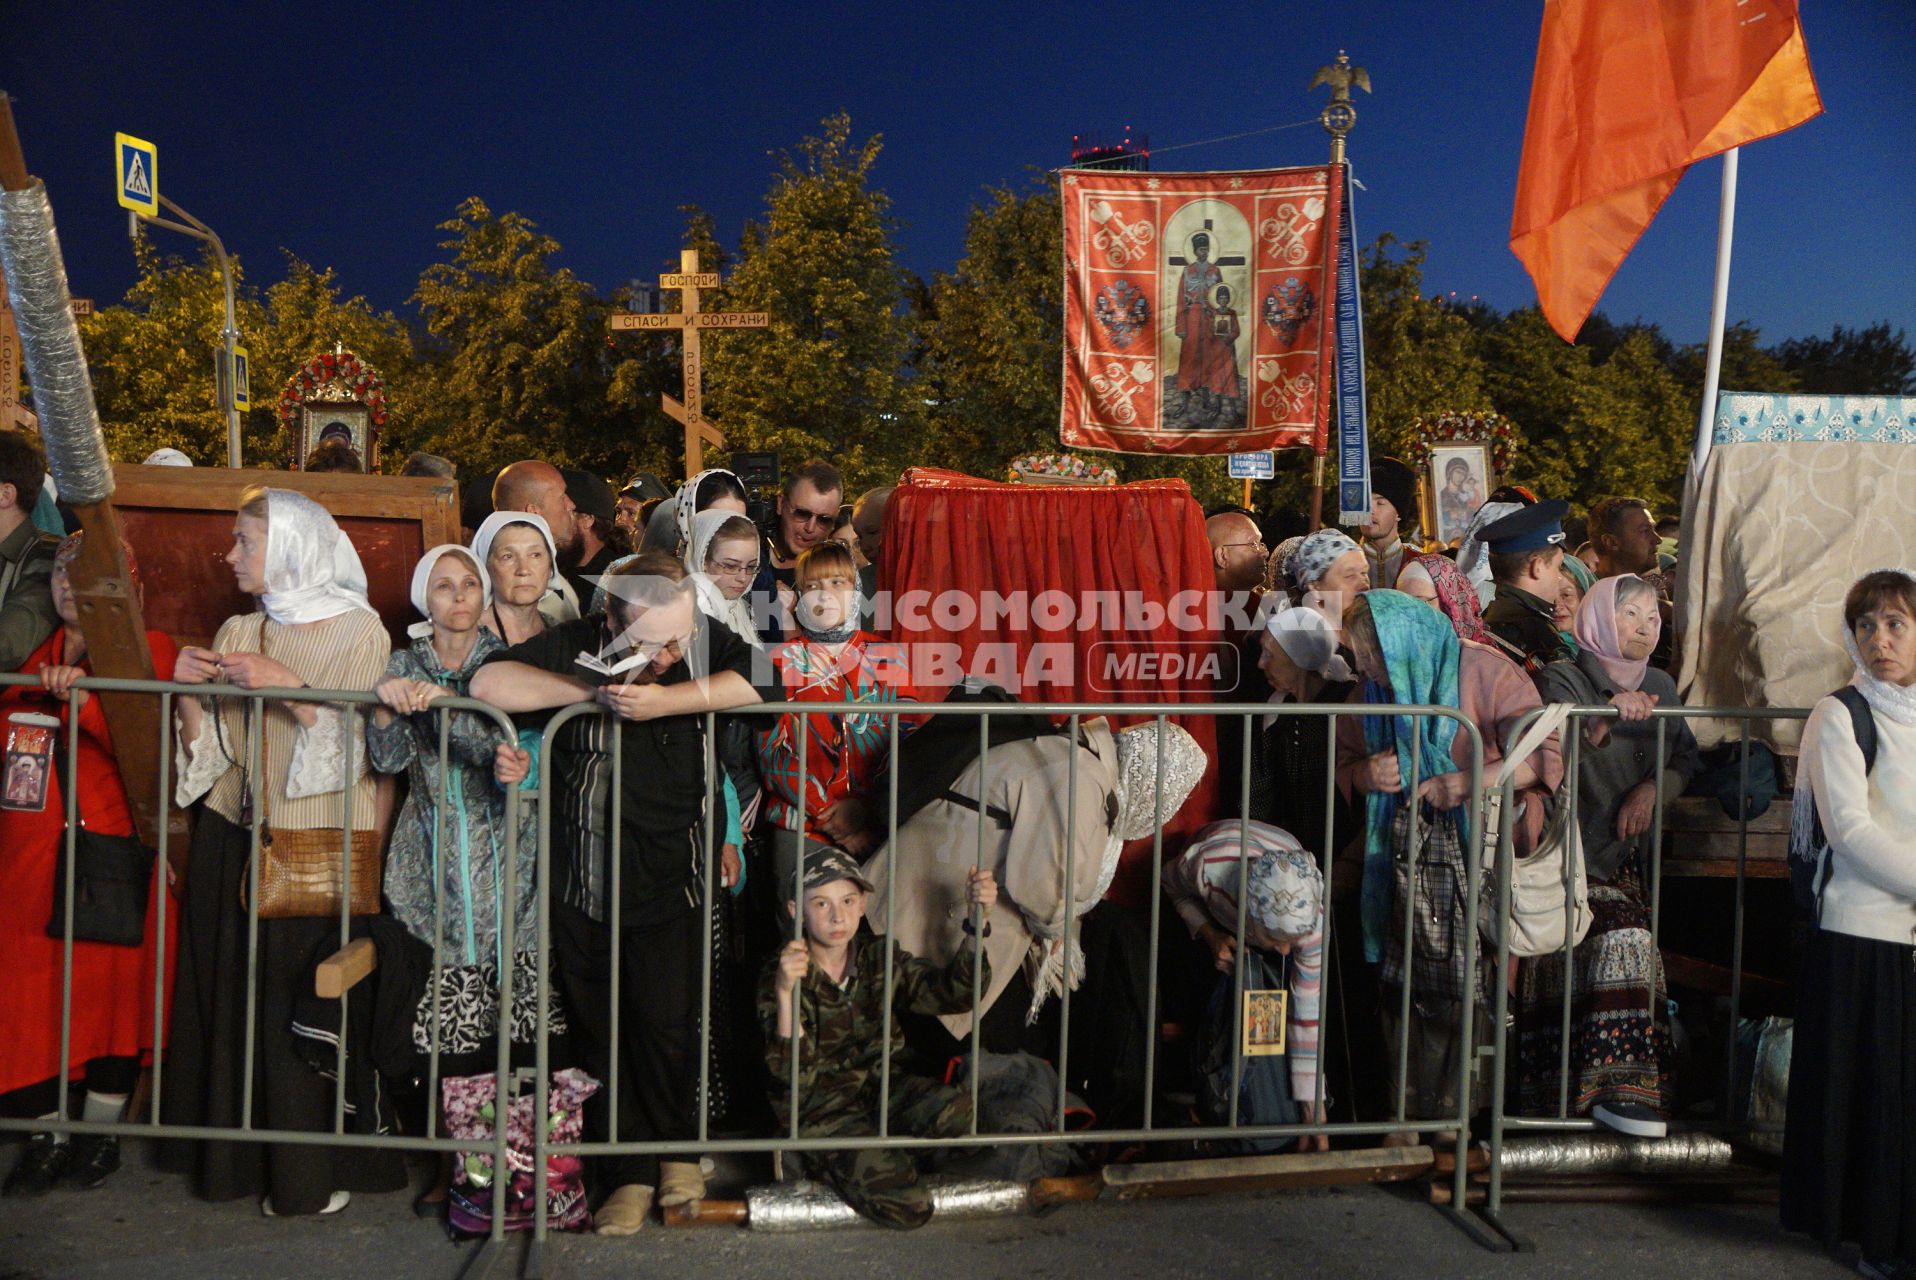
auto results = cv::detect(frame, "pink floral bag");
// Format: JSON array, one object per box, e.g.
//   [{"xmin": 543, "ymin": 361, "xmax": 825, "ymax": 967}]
[{"xmin": 442, "ymin": 1068, "xmax": 599, "ymax": 1236}]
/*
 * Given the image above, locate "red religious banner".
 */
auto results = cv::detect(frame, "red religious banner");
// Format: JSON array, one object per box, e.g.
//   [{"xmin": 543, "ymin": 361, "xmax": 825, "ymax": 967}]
[{"xmin": 1060, "ymin": 164, "xmax": 1341, "ymax": 456}]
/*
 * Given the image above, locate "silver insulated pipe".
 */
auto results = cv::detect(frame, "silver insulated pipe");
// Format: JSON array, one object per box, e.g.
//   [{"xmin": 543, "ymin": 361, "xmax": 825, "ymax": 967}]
[
  {"xmin": 0, "ymin": 180, "xmax": 114, "ymax": 505},
  {"xmin": 745, "ymin": 1178, "xmax": 1030, "ymax": 1231}
]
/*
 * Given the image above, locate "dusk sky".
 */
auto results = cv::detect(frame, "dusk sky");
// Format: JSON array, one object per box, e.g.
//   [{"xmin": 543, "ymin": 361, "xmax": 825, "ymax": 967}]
[{"xmin": 12, "ymin": 1, "xmax": 1913, "ymax": 347}]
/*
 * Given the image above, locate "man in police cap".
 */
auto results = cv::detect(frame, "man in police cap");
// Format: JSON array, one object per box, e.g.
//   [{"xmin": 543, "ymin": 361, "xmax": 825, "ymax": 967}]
[
  {"xmin": 1480, "ymin": 498, "xmax": 1576, "ymax": 674},
  {"xmin": 1362, "ymin": 456, "xmax": 1419, "ymax": 589}
]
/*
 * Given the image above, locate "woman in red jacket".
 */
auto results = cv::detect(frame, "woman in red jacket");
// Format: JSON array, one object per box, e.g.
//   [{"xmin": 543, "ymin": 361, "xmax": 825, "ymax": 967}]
[{"xmin": 0, "ymin": 533, "xmax": 177, "ymax": 1196}]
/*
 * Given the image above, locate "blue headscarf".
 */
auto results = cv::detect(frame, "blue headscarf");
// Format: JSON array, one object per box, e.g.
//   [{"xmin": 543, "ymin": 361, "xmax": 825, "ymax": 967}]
[{"xmin": 1358, "ymin": 590, "xmax": 1464, "ymax": 962}]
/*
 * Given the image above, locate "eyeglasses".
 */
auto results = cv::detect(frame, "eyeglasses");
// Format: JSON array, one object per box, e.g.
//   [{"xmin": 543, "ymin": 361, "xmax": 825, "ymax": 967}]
[
  {"xmin": 1219, "ymin": 540, "xmax": 1268, "ymax": 553},
  {"xmin": 787, "ymin": 506, "xmax": 836, "ymax": 528},
  {"xmin": 709, "ymin": 558, "xmax": 760, "ymax": 577}
]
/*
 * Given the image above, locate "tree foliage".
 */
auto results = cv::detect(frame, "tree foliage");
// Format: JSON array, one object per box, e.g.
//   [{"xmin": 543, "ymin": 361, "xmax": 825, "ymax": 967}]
[{"xmin": 699, "ymin": 113, "xmax": 920, "ymax": 492}]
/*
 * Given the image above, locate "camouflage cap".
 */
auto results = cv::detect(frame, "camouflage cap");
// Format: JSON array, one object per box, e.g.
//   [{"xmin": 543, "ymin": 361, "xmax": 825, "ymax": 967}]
[{"xmin": 790, "ymin": 846, "xmax": 874, "ymax": 901}]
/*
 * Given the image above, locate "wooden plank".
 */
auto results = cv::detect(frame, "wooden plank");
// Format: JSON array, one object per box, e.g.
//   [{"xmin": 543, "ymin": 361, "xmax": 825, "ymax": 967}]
[
  {"xmin": 659, "ymin": 271, "xmax": 721, "ymax": 290},
  {"xmin": 109, "ymin": 464, "xmax": 458, "ymax": 649},
  {"xmin": 610, "ymin": 312, "xmax": 693, "ymax": 331},
  {"xmin": 1103, "ymin": 1145, "xmax": 1434, "ymax": 1200},
  {"xmin": 315, "ymin": 937, "xmax": 377, "ymax": 998},
  {"xmin": 690, "ymin": 311, "xmax": 768, "ymax": 329}
]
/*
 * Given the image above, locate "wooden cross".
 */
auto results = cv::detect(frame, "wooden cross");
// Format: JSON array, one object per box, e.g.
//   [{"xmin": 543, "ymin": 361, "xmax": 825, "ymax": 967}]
[
  {"xmin": 0, "ymin": 264, "xmax": 40, "ymax": 432},
  {"xmin": 609, "ymin": 248, "xmax": 768, "ymax": 479}
]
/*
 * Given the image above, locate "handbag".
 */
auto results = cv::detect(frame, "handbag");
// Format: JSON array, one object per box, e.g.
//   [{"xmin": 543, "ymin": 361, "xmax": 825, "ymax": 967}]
[
  {"xmin": 40, "ymin": 713, "xmax": 156, "ymax": 947},
  {"xmin": 235, "ymin": 633, "xmax": 383, "ymax": 919},
  {"xmin": 1480, "ymin": 703, "xmax": 1591, "ymax": 958},
  {"xmin": 1382, "ymin": 802, "xmax": 1491, "ymax": 1009}
]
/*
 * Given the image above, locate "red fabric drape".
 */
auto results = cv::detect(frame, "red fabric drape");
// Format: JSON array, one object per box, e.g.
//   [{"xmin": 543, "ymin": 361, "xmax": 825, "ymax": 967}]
[{"xmin": 877, "ymin": 468, "xmax": 1219, "ymax": 904}]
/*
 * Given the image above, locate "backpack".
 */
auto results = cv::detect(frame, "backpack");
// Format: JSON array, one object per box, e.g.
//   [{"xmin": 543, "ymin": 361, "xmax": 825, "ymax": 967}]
[{"xmin": 1790, "ymin": 687, "xmax": 1877, "ymax": 922}]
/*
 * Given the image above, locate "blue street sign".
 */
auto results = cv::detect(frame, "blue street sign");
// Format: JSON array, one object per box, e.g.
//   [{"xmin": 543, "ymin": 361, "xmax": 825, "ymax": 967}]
[
  {"xmin": 1228, "ymin": 451, "xmax": 1275, "ymax": 480},
  {"xmin": 115, "ymin": 133, "xmax": 158, "ymax": 216}
]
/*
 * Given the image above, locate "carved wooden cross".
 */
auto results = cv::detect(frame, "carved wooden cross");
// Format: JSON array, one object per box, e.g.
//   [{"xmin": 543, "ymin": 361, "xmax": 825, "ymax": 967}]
[
  {"xmin": 609, "ymin": 248, "xmax": 767, "ymax": 479},
  {"xmin": 0, "ymin": 264, "xmax": 40, "ymax": 432}
]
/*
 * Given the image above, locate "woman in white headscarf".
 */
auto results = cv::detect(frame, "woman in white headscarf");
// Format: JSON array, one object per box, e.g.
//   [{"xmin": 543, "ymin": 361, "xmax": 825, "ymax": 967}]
[
  {"xmin": 470, "ymin": 511, "xmax": 567, "ymax": 644},
  {"xmin": 163, "ymin": 487, "xmax": 403, "ymax": 1217}
]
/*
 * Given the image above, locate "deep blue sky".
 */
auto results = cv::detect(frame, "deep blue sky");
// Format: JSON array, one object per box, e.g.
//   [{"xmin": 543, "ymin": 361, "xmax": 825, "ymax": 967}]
[{"xmin": 11, "ymin": 1, "xmax": 1913, "ymax": 346}]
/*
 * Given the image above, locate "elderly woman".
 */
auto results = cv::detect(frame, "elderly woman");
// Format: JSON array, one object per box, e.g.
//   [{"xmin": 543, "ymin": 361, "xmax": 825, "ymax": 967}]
[
  {"xmin": 1783, "ymin": 569, "xmax": 1916, "ymax": 1278},
  {"xmin": 0, "ymin": 534, "xmax": 178, "ymax": 1195},
  {"xmin": 1336, "ymin": 590, "xmax": 1562, "ymax": 1126},
  {"xmin": 1554, "ymin": 555, "xmax": 1595, "ymax": 645},
  {"xmin": 1395, "ymin": 553, "xmax": 1494, "ymax": 647},
  {"xmin": 1285, "ymin": 529, "xmax": 1369, "ymax": 634},
  {"xmin": 370, "ymin": 546, "xmax": 538, "ymax": 1038},
  {"xmin": 1240, "ymin": 606, "xmax": 1357, "ymax": 846},
  {"xmin": 470, "ymin": 511, "xmax": 566, "ymax": 645},
  {"xmin": 1520, "ymin": 575, "xmax": 1698, "ymax": 1137},
  {"xmin": 162, "ymin": 488, "xmax": 402, "ymax": 1216},
  {"xmin": 1164, "ymin": 819, "xmax": 1329, "ymax": 1152}
]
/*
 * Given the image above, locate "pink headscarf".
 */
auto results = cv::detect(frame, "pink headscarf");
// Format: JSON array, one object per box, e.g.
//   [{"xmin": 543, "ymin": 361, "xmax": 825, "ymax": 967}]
[{"xmin": 1573, "ymin": 574, "xmax": 1660, "ymax": 692}]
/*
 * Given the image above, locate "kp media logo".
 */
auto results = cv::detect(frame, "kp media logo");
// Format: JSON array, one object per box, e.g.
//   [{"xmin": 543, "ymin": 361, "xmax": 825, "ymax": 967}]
[{"xmin": 1086, "ymin": 640, "xmax": 1240, "ymax": 696}]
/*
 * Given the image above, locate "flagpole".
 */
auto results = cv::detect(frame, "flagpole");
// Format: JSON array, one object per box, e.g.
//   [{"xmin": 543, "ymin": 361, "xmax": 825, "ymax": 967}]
[{"xmin": 1691, "ymin": 147, "xmax": 1740, "ymax": 473}]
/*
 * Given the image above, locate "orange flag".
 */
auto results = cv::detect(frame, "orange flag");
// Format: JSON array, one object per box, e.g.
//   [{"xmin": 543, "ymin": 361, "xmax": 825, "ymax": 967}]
[{"xmin": 1511, "ymin": 0, "xmax": 1823, "ymax": 342}]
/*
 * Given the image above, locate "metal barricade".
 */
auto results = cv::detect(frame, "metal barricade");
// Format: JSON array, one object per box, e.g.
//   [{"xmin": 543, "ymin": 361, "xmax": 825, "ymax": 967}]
[
  {"xmin": 0, "ymin": 674, "xmax": 531, "ymax": 1260},
  {"xmin": 524, "ymin": 696, "xmax": 1501, "ymax": 1261},
  {"xmin": 1482, "ymin": 704, "xmax": 1809, "ymax": 1248}
]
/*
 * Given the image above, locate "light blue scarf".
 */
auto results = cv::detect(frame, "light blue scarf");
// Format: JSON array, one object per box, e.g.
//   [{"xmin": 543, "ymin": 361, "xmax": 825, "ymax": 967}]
[{"xmin": 1359, "ymin": 590, "xmax": 1463, "ymax": 963}]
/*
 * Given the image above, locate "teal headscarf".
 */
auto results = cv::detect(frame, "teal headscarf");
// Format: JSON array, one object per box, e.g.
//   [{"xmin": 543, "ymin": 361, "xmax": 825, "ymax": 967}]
[
  {"xmin": 1556, "ymin": 555, "xmax": 1596, "ymax": 654},
  {"xmin": 1358, "ymin": 590, "xmax": 1464, "ymax": 963}
]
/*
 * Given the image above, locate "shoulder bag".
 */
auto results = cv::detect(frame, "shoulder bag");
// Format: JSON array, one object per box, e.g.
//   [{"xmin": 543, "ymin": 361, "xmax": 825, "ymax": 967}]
[{"xmin": 1480, "ymin": 702, "xmax": 1591, "ymax": 958}]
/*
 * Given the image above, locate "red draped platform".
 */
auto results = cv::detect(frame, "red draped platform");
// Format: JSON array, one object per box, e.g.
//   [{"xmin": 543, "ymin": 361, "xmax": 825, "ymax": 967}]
[{"xmin": 878, "ymin": 468, "xmax": 1221, "ymax": 905}]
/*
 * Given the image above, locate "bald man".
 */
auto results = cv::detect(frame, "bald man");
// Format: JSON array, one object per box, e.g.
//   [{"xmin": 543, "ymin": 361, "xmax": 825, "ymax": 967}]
[
  {"xmin": 494, "ymin": 461, "xmax": 582, "ymax": 564},
  {"xmin": 1206, "ymin": 511, "xmax": 1267, "ymax": 593},
  {"xmin": 493, "ymin": 459, "xmax": 585, "ymax": 619}
]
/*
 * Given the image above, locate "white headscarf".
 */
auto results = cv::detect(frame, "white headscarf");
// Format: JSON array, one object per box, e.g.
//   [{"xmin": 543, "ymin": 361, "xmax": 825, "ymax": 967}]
[
  {"xmin": 1264, "ymin": 605, "xmax": 1352, "ymax": 683},
  {"xmin": 406, "ymin": 545, "xmax": 491, "ymax": 640},
  {"xmin": 1457, "ymin": 501, "xmax": 1521, "ymax": 609},
  {"xmin": 684, "ymin": 508, "xmax": 763, "ymax": 649},
  {"xmin": 470, "ymin": 511, "xmax": 560, "ymax": 593},
  {"xmin": 142, "ymin": 447, "xmax": 192, "ymax": 466},
  {"xmin": 674, "ymin": 468, "xmax": 746, "ymax": 555},
  {"xmin": 258, "ymin": 490, "xmax": 375, "ymax": 625}
]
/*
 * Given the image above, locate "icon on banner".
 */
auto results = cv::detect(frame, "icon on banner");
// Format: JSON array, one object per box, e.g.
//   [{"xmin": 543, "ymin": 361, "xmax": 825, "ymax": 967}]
[
  {"xmin": 231, "ymin": 346, "xmax": 250, "ymax": 412},
  {"xmin": 114, "ymin": 133, "xmax": 158, "ymax": 216}
]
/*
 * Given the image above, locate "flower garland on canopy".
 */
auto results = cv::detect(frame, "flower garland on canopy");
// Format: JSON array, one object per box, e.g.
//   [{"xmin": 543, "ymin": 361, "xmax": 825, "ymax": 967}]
[
  {"xmin": 1403, "ymin": 410, "xmax": 1516, "ymax": 476},
  {"xmin": 277, "ymin": 348, "xmax": 390, "ymax": 437},
  {"xmin": 1008, "ymin": 452, "xmax": 1119, "ymax": 485}
]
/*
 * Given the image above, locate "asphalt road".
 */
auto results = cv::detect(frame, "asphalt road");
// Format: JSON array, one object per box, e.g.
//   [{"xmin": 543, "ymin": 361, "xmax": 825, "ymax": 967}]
[{"xmin": 0, "ymin": 1142, "xmax": 1855, "ymax": 1280}]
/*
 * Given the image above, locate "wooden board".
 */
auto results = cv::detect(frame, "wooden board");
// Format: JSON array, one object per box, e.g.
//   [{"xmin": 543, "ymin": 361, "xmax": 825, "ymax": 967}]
[{"xmin": 109, "ymin": 463, "xmax": 459, "ymax": 648}]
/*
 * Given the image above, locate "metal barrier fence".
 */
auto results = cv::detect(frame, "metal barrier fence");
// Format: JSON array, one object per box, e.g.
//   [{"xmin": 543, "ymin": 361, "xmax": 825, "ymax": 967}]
[
  {"xmin": 0, "ymin": 669, "xmax": 1812, "ymax": 1269},
  {"xmin": 0, "ymin": 673, "xmax": 531, "ymax": 1255},
  {"xmin": 1482, "ymin": 705, "xmax": 1806, "ymax": 1248}
]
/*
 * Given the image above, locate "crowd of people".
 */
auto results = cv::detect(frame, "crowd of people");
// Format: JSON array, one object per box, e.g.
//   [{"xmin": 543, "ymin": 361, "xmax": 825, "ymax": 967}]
[{"xmin": 0, "ymin": 428, "xmax": 1908, "ymax": 1271}]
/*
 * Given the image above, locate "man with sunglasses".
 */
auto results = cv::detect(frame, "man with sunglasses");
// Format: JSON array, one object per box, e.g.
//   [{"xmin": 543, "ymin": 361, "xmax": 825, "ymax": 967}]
[{"xmin": 751, "ymin": 460, "xmax": 844, "ymax": 643}]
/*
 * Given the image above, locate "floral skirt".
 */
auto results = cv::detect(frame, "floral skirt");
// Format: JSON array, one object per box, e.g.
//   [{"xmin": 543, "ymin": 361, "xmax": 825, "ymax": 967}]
[{"xmin": 1515, "ymin": 859, "xmax": 1674, "ymax": 1118}]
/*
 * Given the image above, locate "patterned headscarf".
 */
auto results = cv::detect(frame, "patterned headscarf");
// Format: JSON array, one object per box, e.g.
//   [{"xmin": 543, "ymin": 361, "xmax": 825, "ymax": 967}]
[
  {"xmin": 1284, "ymin": 528, "xmax": 1360, "ymax": 591},
  {"xmin": 1265, "ymin": 536, "xmax": 1306, "ymax": 596},
  {"xmin": 1358, "ymin": 589, "xmax": 1463, "ymax": 962},
  {"xmin": 1457, "ymin": 500, "xmax": 1522, "ymax": 608},
  {"xmin": 673, "ymin": 468, "xmax": 746, "ymax": 555},
  {"xmin": 1183, "ymin": 819, "xmax": 1325, "ymax": 944},
  {"xmin": 1396, "ymin": 553, "xmax": 1492, "ymax": 646}
]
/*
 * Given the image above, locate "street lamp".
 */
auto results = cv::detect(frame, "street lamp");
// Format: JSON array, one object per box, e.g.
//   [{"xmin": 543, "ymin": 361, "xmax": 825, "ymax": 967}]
[{"xmin": 127, "ymin": 196, "xmax": 241, "ymax": 468}]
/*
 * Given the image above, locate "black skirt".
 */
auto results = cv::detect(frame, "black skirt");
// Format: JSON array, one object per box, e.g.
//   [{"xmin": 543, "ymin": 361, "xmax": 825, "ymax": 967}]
[
  {"xmin": 157, "ymin": 809, "xmax": 407, "ymax": 1213},
  {"xmin": 1781, "ymin": 927, "xmax": 1916, "ymax": 1266}
]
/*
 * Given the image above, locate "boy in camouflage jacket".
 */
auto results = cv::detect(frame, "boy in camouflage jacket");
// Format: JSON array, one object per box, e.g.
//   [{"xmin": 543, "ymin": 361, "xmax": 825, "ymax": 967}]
[{"xmin": 758, "ymin": 846, "xmax": 995, "ymax": 1228}]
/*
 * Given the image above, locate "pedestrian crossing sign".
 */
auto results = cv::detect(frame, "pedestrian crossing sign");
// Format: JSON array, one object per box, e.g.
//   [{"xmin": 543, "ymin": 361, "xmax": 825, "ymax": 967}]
[
  {"xmin": 115, "ymin": 133, "xmax": 157, "ymax": 216},
  {"xmin": 231, "ymin": 346, "xmax": 250, "ymax": 412}
]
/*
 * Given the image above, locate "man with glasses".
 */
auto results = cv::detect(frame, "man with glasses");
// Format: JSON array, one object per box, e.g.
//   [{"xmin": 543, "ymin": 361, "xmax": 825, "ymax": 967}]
[
  {"xmin": 472, "ymin": 551, "xmax": 777, "ymax": 1235},
  {"xmin": 1206, "ymin": 508, "xmax": 1268, "ymax": 594},
  {"xmin": 752, "ymin": 460, "xmax": 844, "ymax": 643}
]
